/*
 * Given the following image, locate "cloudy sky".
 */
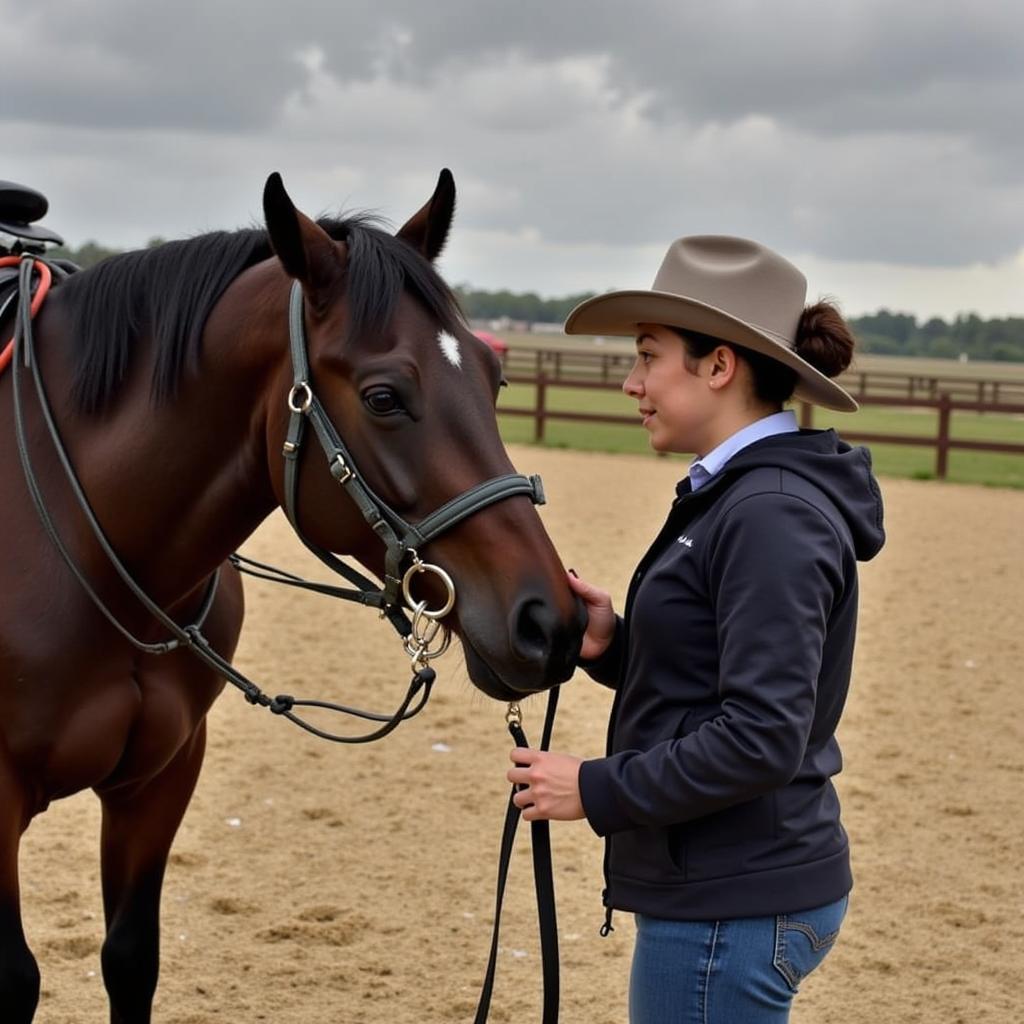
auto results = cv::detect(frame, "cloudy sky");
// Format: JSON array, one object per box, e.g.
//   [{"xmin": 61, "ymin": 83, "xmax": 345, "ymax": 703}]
[{"xmin": 4, "ymin": 0, "xmax": 1024, "ymax": 319}]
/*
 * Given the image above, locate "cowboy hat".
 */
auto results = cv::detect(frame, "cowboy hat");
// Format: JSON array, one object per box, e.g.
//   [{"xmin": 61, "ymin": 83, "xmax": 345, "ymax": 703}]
[{"xmin": 564, "ymin": 235, "xmax": 857, "ymax": 411}]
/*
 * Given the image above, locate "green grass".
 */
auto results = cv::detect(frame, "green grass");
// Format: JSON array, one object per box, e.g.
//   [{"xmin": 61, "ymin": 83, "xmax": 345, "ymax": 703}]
[{"xmin": 497, "ymin": 383, "xmax": 1024, "ymax": 488}]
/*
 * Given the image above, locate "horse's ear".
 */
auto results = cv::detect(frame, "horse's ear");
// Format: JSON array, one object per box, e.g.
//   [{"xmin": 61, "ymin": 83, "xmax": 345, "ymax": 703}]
[
  {"xmin": 263, "ymin": 173, "xmax": 341, "ymax": 294},
  {"xmin": 396, "ymin": 169, "xmax": 456, "ymax": 262}
]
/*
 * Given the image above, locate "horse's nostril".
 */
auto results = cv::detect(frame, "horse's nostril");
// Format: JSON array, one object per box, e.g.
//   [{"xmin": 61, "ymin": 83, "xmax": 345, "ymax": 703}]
[{"xmin": 510, "ymin": 597, "xmax": 554, "ymax": 662}]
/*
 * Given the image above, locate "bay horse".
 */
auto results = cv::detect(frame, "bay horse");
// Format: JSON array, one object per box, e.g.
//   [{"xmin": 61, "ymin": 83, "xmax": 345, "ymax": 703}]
[{"xmin": 0, "ymin": 171, "xmax": 583, "ymax": 1023}]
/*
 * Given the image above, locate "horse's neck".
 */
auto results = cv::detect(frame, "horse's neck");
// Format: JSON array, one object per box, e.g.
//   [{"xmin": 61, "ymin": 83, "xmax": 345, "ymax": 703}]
[{"xmin": 59, "ymin": 266, "xmax": 288, "ymax": 611}]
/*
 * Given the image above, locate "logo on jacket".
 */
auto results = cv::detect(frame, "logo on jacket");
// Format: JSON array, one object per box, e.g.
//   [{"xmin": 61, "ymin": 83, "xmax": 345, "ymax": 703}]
[{"xmin": 677, "ymin": 535, "xmax": 694, "ymax": 548}]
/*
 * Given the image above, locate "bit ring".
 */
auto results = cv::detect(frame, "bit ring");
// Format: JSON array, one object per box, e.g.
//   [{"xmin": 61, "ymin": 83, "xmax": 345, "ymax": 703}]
[{"xmin": 401, "ymin": 557, "xmax": 455, "ymax": 620}]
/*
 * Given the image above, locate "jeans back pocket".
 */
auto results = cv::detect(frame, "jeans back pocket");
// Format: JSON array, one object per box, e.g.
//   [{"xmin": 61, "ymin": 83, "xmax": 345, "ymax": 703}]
[{"xmin": 772, "ymin": 894, "xmax": 849, "ymax": 992}]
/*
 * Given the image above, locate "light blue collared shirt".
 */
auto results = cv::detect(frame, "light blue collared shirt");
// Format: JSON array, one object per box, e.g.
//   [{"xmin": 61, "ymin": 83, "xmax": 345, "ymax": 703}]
[{"xmin": 688, "ymin": 410, "xmax": 799, "ymax": 493}]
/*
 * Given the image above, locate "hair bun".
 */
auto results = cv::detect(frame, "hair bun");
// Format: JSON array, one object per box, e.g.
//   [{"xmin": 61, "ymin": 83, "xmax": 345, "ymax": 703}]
[{"xmin": 794, "ymin": 301, "xmax": 855, "ymax": 379}]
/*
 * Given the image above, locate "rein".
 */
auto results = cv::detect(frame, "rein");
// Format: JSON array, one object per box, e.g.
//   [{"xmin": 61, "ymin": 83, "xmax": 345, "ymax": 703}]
[
  {"xmin": 8, "ymin": 256, "xmax": 545, "ymax": 742},
  {"xmin": 1, "ymin": 253, "xmax": 52, "ymax": 373}
]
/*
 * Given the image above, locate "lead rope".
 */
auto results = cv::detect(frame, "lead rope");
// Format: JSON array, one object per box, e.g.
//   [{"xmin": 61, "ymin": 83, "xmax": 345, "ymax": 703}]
[{"xmin": 474, "ymin": 686, "xmax": 561, "ymax": 1024}]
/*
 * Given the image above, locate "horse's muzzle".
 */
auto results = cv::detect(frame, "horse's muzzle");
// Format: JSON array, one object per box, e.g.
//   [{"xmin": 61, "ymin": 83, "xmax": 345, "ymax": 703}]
[{"xmin": 459, "ymin": 591, "xmax": 585, "ymax": 700}]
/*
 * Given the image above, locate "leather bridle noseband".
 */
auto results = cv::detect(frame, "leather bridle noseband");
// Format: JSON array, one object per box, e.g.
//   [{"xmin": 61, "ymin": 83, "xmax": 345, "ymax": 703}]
[{"xmin": 9, "ymin": 257, "xmax": 547, "ymax": 742}]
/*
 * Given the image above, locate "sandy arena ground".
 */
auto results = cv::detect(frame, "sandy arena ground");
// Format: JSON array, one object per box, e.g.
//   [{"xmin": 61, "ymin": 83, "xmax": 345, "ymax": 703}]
[{"xmin": 19, "ymin": 444, "xmax": 1024, "ymax": 1023}]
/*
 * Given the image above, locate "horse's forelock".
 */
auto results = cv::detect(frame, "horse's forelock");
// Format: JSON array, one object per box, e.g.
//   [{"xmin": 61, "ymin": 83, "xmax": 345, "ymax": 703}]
[{"xmin": 332, "ymin": 219, "xmax": 464, "ymax": 347}]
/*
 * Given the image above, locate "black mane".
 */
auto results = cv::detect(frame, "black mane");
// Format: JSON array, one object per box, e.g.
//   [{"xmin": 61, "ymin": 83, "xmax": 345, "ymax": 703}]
[{"xmin": 59, "ymin": 216, "xmax": 464, "ymax": 414}]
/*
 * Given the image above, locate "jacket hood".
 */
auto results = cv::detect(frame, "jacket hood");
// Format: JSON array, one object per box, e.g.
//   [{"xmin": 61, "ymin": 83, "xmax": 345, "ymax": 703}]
[{"xmin": 716, "ymin": 429, "xmax": 885, "ymax": 561}]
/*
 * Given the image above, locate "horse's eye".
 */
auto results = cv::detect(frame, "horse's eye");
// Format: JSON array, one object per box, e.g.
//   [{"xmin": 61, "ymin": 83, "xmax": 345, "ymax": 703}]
[{"xmin": 363, "ymin": 387, "xmax": 403, "ymax": 416}]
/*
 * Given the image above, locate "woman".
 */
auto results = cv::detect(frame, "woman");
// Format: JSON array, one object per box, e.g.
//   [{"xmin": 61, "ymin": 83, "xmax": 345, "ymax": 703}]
[{"xmin": 507, "ymin": 235, "xmax": 885, "ymax": 1023}]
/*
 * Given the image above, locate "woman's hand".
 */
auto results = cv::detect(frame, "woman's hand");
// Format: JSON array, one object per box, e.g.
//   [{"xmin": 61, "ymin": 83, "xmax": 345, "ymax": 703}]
[
  {"xmin": 507, "ymin": 748, "xmax": 585, "ymax": 821},
  {"xmin": 567, "ymin": 570, "xmax": 617, "ymax": 661}
]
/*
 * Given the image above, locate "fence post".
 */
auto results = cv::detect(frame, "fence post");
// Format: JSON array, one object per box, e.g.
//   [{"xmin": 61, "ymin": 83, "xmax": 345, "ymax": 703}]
[
  {"xmin": 936, "ymin": 393, "xmax": 952, "ymax": 479},
  {"xmin": 534, "ymin": 374, "xmax": 547, "ymax": 443}
]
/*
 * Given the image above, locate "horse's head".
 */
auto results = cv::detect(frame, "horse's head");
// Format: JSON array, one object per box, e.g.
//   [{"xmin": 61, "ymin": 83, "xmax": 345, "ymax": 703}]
[{"xmin": 260, "ymin": 172, "xmax": 584, "ymax": 700}]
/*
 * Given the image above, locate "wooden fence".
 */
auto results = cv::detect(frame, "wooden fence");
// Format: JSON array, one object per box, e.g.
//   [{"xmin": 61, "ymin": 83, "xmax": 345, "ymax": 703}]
[
  {"xmin": 498, "ymin": 374, "xmax": 1024, "ymax": 480},
  {"xmin": 500, "ymin": 348, "xmax": 1024, "ymax": 407},
  {"xmin": 798, "ymin": 394, "xmax": 1024, "ymax": 479}
]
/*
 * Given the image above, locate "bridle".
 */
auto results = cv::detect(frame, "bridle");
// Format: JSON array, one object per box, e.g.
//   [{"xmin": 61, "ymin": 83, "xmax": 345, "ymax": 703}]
[
  {"xmin": 8, "ymin": 256, "xmax": 547, "ymax": 741},
  {"xmin": 273, "ymin": 280, "xmax": 545, "ymax": 672}
]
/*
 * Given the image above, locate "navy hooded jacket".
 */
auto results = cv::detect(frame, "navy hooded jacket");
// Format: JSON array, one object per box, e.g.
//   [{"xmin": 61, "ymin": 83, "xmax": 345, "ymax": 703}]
[{"xmin": 578, "ymin": 429, "xmax": 885, "ymax": 921}]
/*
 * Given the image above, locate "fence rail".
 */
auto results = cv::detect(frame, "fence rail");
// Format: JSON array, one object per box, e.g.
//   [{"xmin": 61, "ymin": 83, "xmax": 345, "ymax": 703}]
[
  {"xmin": 500, "ymin": 348, "xmax": 1024, "ymax": 407},
  {"xmin": 499, "ymin": 375, "xmax": 1024, "ymax": 480}
]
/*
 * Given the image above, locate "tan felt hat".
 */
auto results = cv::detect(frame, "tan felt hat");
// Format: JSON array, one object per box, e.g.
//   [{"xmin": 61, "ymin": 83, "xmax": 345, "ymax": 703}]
[{"xmin": 564, "ymin": 235, "xmax": 857, "ymax": 411}]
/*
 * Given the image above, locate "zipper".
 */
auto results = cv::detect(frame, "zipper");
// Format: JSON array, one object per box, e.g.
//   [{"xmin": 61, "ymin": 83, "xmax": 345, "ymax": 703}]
[
  {"xmin": 599, "ymin": 891, "xmax": 615, "ymax": 937},
  {"xmin": 592, "ymin": 481, "xmax": 723, "ymax": 936},
  {"xmin": 596, "ymin": 606, "xmax": 629, "ymax": 937},
  {"xmin": 593, "ymin": 474, "xmax": 737, "ymax": 935}
]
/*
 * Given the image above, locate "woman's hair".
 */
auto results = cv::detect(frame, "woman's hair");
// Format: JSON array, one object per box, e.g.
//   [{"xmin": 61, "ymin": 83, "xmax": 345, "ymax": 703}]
[{"xmin": 671, "ymin": 301, "xmax": 856, "ymax": 405}]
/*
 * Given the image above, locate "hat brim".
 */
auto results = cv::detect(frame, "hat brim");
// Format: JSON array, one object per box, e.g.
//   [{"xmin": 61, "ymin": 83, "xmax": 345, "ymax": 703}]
[{"xmin": 565, "ymin": 289, "xmax": 857, "ymax": 412}]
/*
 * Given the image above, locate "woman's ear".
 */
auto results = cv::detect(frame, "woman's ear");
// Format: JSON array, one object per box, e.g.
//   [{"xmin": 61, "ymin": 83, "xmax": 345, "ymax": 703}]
[{"xmin": 708, "ymin": 345, "xmax": 737, "ymax": 388}]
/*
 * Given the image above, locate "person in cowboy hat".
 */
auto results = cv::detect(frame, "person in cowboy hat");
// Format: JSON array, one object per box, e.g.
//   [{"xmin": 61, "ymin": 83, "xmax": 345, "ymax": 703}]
[{"xmin": 507, "ymin": 235, "xmax": 886, "ymax": 1023}]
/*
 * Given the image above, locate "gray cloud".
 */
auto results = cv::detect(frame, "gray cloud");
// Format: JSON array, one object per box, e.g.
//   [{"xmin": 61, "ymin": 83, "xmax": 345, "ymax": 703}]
[{"xmin": 3, "ymin": 0, "xmax": 1023, "ymax": 277}]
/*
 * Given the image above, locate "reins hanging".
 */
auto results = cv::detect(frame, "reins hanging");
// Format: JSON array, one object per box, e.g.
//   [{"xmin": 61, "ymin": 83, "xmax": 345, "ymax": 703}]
[{"xmin": 1, "ymin": 253, "xmax": 52, "ymax": 373}]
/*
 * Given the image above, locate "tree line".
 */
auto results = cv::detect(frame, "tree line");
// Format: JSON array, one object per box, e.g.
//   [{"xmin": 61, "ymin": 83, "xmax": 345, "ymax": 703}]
[
  {"xmin": 848, "ymin": 309, "xmax": 1024, "ymax": 363},
  {"xmin": 45, "ymin": 242, "xmax": 1024, "ymax": 363},
  {"xmin": 49, "ymin": 238, "xmax": 164, "ymax": 267}
]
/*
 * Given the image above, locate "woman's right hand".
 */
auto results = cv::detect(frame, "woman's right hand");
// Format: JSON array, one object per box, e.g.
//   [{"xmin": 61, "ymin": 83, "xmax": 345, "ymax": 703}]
[{"xmin": 567, "ymin": 570, "xmax": 617, "ymax": 662}]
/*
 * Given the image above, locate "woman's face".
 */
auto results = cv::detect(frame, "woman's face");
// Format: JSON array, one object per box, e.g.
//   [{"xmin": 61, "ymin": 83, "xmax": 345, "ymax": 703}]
[{"xmin": 622, "ymin": 324, "xmax": 716, "ymax": 455}]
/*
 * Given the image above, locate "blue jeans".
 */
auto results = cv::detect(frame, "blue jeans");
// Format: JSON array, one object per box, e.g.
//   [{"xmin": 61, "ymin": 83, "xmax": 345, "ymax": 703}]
[{"xmin": 629, "ymin": 895, "xmax": 849, "ymax": 1024}]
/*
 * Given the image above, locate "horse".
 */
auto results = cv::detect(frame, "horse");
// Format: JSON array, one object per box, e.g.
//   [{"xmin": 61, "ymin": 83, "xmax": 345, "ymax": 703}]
[{"xmin": 0, "ymin": 171, "xmax": 584, "ymax": 1023}]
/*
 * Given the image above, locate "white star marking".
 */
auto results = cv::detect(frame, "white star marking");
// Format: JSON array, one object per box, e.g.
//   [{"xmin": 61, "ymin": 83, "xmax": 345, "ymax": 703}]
[{"xmin": 438, "ymin": 330, "xmax": 462, "ymax": 369}]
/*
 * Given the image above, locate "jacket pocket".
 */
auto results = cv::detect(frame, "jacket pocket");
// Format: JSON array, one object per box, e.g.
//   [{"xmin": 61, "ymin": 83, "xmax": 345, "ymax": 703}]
[
  {"xmin": 613, "ymin": 824, "xmax": 687, "ymax": 883},
  {"xmin": 674, "ymin": 792, "xmax": 778, "ymax": 880},
  {"xmin": 662, "ymin": 709, "xmax": 693, "ymax": 874},
  {"xmin": 689, "ymin": 792, "xmax": 777, "ymax": 848}
]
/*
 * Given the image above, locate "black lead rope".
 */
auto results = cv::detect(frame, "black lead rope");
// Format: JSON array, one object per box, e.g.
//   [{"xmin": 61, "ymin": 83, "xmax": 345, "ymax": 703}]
[{"xmin": 475, "ymin": 686, "xmax": 561, "ymax": 1024}]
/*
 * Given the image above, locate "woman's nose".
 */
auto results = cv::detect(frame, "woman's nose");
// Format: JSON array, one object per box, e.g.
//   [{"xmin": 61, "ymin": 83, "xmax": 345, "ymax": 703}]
[{"xmin": 623, "ymin": 371, "xmax": 643, "ymax": 397}]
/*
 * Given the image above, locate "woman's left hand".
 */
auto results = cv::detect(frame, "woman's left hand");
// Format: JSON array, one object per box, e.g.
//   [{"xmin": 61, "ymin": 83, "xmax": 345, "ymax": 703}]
[{"xmin": 507, "ymin": 748, "xmax": 585, "ymax": 821}]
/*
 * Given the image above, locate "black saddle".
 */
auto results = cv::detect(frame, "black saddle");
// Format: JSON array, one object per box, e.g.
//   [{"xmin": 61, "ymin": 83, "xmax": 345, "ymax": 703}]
[
  {"xmin": 0, "ymin": 180, "xmax": 64, "ymax": 246},
  {"xmin": 1, "ymin": 183, "xmax": 78, "ymax": 328}
]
